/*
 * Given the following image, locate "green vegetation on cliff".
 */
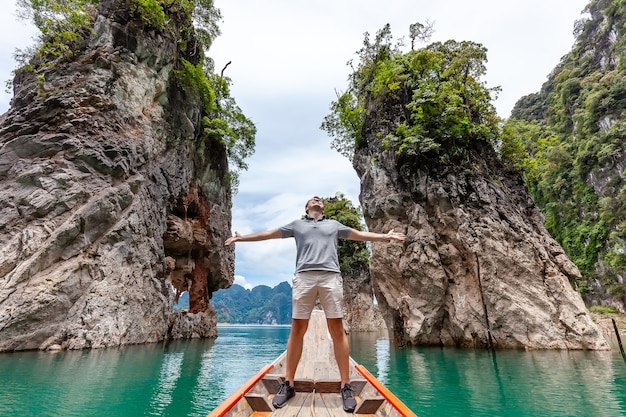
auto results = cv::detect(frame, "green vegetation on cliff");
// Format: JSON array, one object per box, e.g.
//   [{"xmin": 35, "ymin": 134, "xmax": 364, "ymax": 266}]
[
  {"xmin": 323, "ymin": 8, "xmax": 626, "ymax": 306},
  {"xmin": 503, "ymin": 0, "xmax": 626, "ymax": 300},
  {"xmin": 321, "ymin": 23, "xmax": 501, "ymax": 165},
  {"xmin": 15, "ymin": 0, "xmax": 255, "ymax": 191},
  {"xmin": 323, "ymin": 193, "xmax": 370, "ymax": 276}
]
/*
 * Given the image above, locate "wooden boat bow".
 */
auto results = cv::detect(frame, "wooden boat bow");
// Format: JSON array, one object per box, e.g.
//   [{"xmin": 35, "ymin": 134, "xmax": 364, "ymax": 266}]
[{"xmin": 207, "ymin": 309, "xmax": 417, "ymax": 417}]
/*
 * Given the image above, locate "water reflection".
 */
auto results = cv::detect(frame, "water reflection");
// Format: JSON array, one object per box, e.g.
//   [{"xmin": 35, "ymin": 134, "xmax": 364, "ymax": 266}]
[
  {"xmin": 376, "ymin": 338, "xmax": 390, "ymax": 384},
  {"xmin": 349, "ymin": 331, "xmax": 626, "ymax": 417},
  {"xmin": 0, "ymin": 327, "xmax": 289, "ymax": 417},
  {"xmin": 1, "ymin": 326, "xmax": 625, "ymax": 417},
  {"xmin": 148, "ymin": 352, "xmax": 184, "ymax": 415},
  {"xmin": 191, "ymin": 344, "xmax": 220, "ymax": 415}
]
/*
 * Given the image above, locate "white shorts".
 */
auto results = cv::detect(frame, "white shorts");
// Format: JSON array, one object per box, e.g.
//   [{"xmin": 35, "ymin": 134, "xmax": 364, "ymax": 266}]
[{"xmin": 292, "ymin": 270, "xmax": 344, "ymax": 319}]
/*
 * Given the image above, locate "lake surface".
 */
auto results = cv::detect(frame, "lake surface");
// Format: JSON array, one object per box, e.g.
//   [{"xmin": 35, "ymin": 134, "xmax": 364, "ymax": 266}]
[{"xmin": 1, "ymin": 325, "xmax": 625, "ymax": 417}]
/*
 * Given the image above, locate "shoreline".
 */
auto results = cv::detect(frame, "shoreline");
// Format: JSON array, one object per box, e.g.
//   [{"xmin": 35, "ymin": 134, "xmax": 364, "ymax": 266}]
[{"xmin": 590, "ymin": 311, "xmax": 626, "ymax": 351}]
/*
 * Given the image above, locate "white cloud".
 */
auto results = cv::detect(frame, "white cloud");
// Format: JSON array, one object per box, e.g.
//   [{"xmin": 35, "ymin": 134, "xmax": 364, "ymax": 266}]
[
  {"xmin": 211, "ymin": 0, "xmax": 589, "ymax": 118},
  {"xmin": 1, "ymin": 0, "xmax": 590, "ymax": 289},
  {"xmin": 0, "ymin": 1, "xmax": 38, "ymax": 112},
  {"xmin": 210, "ymin": 0, "xmax": 588, "ymax": 289},
  {"xmin": 233, "ymin": 275, "xmax": 254, "ymax": 290}
]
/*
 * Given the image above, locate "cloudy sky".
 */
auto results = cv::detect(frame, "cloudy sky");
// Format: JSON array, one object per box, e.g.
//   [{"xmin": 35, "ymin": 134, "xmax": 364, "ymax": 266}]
[{"xmin": 1, "ymin": 0, "xmax": 589, "ymax": 289}]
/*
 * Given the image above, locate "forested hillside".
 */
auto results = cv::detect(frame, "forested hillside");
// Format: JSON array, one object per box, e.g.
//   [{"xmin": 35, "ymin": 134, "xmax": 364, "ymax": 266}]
[
  {"xmin": 211, "ymin": 282, "xmax": 292, "ymax": 324},
  {"xmin": 503, "ymin": 0, "xmax": 626, "ymax": 308}
]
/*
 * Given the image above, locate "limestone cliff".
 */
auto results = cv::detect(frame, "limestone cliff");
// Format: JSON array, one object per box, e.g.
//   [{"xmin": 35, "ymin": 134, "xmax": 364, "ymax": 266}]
[
  {"xmin": 342, "ymin": 265, "xmax": 385, "ymax": 333},
  {"xmin": 0, "ymin": 1, "xmax": 236, "ymax": 351},
  {"xmin": 354, "ymin": 139, "xmax": 609, "ymax": 348},
  {"xmin": 319, "ymin": 26, "xmax": 610, "ymax": 350}
]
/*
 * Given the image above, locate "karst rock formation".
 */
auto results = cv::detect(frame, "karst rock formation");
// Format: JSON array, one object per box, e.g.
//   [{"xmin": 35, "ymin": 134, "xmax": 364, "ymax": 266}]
[
  {"xmin": 0, "ymin": 1, "xmax": 234, "ymax": 351},
  {"xmin": 355, "ymin": 132, "xmax": 609, "ymax": 350},
  {"xmin": 342, "ymin": 265, "xmax": 386, "ymax": 332}
]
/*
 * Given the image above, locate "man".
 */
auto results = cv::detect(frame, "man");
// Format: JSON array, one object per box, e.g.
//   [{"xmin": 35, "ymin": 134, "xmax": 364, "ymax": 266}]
[{"xmin": 225, "ymin": 196, "xmax": 406, "ymax": 412}]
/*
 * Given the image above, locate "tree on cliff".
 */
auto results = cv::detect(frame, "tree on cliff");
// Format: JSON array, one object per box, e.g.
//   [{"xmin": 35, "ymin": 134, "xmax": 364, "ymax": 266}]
[
  {"xmin": 320, "ymin": 18, "xmax": 623, "ymax": 306},
  {"xmin": 14, "ymin": 0, "xmax": 255, "ymax": 191},
  {"xmin": 321, "ymin": 22, "xmax": 501, "ymax": 165}
]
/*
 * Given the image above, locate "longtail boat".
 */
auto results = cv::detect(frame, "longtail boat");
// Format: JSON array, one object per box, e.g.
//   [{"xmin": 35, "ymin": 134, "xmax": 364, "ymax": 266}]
[{"xmin": 207, "ymin": 309, "xmax": 417, "ymax": 417}]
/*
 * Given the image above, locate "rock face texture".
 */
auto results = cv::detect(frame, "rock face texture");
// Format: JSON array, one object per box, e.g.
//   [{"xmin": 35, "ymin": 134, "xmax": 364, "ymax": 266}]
[
  {"xmin": 0, "ymin": 3, "xmax": 233, "ymax": 351},
  {"xmin": 342, "ymin": 266, "xmax": 385, "ymax": 332},
  {"xmin": 354, "ymin": 142, "xmax": 609, "ymax": 350}
]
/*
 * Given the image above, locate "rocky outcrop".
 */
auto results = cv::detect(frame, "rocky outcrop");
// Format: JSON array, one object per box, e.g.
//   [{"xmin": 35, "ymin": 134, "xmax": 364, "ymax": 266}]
[
  {"xmin": 343, "ymin": 266, "xmax": 385, "ymax": 332},
  {"xmin": 0, "ymin": 2, "xmax": 234, "ymax": 351},
  {"xmin": 354, "ymin": 141, "xmax": 609, "ymax": 350}
]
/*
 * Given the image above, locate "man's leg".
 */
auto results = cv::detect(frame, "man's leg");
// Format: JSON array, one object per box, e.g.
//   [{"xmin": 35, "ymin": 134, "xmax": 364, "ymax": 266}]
[
  {"xmin": 286, "ymin": 318, "xmax": 309, "ymax": 383},
  {"xmin": 326, "ymin": 317, "xmax": 350, "ymax": 385},
  {"xmin": 273, "ymin": 318, "xmax": 308, "ymax": 409},
  {"xmin": 327, "ymin": 317, "xmax": 357, "ymax": 412}
]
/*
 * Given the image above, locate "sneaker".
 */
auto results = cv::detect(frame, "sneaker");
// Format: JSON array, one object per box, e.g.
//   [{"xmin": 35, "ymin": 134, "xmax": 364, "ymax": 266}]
[
  {"xmin": 272, "ymin": 381, "xmax": 295, "ymax": 409},
  {"xmin": 341, "ymin": 383, "xmax": 357, "ymax": 413}
]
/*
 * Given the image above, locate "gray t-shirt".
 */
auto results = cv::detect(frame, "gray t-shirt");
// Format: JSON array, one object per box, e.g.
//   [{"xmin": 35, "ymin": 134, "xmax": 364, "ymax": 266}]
[{"xmin": 279, "ymin": 217, "xmax": 353, "ymax": 273}]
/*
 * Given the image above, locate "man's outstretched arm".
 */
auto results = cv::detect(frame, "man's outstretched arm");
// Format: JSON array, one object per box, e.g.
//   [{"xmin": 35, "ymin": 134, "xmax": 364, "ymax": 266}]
[
  {"xmin": 347, "ymin": 229, "xmax": 406, "ymax": 242},
  {"xmin": 225, "ymin": 229, "xmax": 282, "ymax": 246}
]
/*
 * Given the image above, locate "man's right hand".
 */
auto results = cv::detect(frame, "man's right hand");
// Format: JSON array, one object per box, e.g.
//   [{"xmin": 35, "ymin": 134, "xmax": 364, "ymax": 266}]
[{"xmin": 225, "ymin": 232, "xmax": 242, "ymax": 246}]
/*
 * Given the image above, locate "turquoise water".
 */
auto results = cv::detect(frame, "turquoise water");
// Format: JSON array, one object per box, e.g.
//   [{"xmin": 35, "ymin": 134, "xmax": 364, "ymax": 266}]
[
  {"xmin": 1, "ymin": 325, "xmax": 625, "ymax": 417},
  {"xmin": 348, "ymin": 332, "xmax": 626, "ymax": 416}
]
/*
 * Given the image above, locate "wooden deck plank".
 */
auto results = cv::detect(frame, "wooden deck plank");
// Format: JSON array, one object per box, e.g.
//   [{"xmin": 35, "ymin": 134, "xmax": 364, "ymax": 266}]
[
  {"xmin": 270, "ymin": 392, "xmax": 311, "ymax": 417},
  {"xmin": 348, "ymin": 359, "xmax": 363, "ymax": 381},
  {"xmin": 318, "ymin": 393, "xmax": 347, "ymax": 417},
  {"xmin": 355, "ymin": 398, "xmax": 385, "ymax": 414},
  {"xmin": 261, "ymin": 375, "xmax": 283, "ymax": 395},
  {"xmin": 294, "ymin": 379, "xmax": 315, "ymax": 393},
  {"xmin": 299, "ymin": 351, "xmax": 316, "ymax": 381},
  {"xmin": 297, "ymin": 309, "xmax": 334, "ymax": 381},
  {"xmin": 271, "ymin": 352, "xmax": 287, "ymax": 378},
  {"xmin": 311, "ymin": 393, "xmax": 333, "ymax": 417},
  {"xmin": 292, "ymin": 391, "xmax": 336, "ymax": 417},
  {"xmin": 313, "ymin": 360, "xmax": 331, "ymax": 380},
  {"xmin": 313, "ymin": 380, "xmax": 341, "ymax": 393},
  {"xmin": 292, "ymin": 392, "xmax": 314, "ymax": 417}
]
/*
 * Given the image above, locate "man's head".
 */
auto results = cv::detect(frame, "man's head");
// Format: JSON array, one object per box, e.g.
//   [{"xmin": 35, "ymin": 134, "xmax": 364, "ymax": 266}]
[{"xmin": 305, "ymin": 196, "xmax": 324, "ymax": 214}]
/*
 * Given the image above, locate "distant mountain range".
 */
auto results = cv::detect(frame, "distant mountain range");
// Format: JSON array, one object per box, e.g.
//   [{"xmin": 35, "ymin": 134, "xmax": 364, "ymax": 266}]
[{"xmin": 174, "ymin": 282, "xmax": 293, "ymax": 324}]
